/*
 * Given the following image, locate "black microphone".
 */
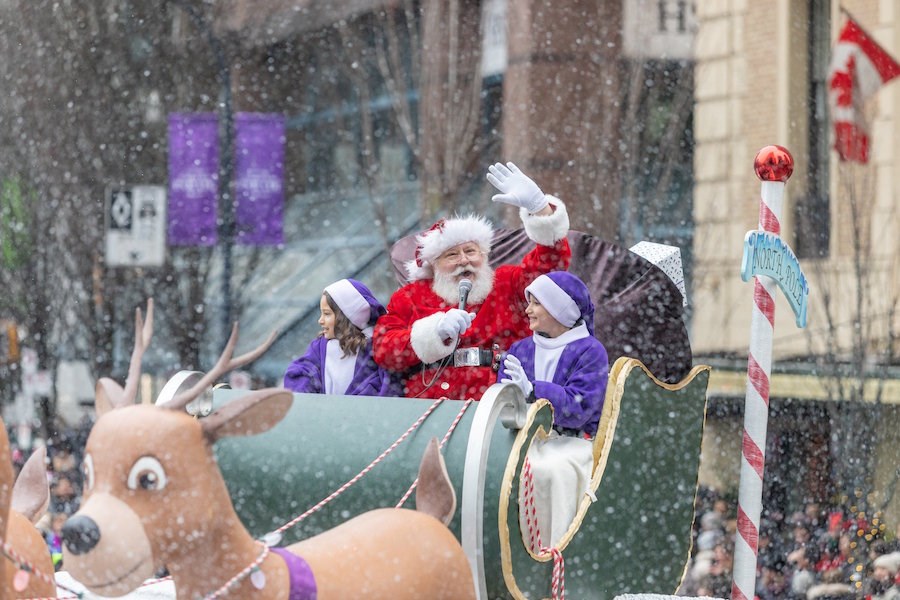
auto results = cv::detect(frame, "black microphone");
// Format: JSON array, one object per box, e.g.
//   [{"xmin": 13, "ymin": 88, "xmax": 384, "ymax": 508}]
[{"xmin": 458, "ymin": 278, "xmax": 473, "ymax": 311}]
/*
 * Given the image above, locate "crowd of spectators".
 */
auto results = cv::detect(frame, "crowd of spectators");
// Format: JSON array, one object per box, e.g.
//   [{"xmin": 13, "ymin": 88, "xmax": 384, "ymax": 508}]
[
  {"xmin": 680, "ymin": 486, "xmax": 900, "ymax": 599},
  {"xmin": 9, "ymin": 419, "xmax": 92, "ymax": 572}
]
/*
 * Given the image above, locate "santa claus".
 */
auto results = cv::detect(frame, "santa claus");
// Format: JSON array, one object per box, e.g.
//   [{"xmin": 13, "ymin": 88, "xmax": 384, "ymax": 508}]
[{"xmin": 373, "ymin": 162, "xmax": 571, "ymax": 400}]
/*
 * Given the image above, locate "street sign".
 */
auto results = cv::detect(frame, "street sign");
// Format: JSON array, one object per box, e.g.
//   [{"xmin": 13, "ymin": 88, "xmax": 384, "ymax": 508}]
[
  {"xmin": 741, "ymin": 229, "xmax": 810, "ymax": 328},
  {"xmin": 105, "ymin": 185, "xmax": 167, "ymax": 267}
]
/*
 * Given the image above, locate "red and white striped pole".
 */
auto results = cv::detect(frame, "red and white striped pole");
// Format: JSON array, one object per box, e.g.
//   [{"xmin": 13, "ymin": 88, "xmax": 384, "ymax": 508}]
[{"xmin": 731, "ymin": 145, "xmax": 794, "ymax": 600}]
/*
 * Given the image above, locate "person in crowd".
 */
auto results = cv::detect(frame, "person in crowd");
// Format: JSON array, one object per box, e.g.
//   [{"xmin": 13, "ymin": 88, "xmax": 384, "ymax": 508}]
[
  {"xmin": 817, "ymin": 530, "xmax": 856, "ymax": 582},
  {"xmin": 803, "ymin": 499, "xmax": 828, "ymax": 543},
  {"xmin": 756, "ymin": 555, "xmax": 790, "ymax": 600},
  {"xmin": 283, "ymin": 278, "xmax": 400, "ymax": 396},
  {"xmin": 696, "ymin": 510, "xmax": 726, "ymax": 557},
  {"xmin": 49, "ymin": 436, "xmax": 83, "ymax": 494},
  {"xmin": 706, "ymin": 537, "xmax": 735, "ymax": 598},
  {"xmin": 756, "ymin": 518, "xmax": 780, "ymax": 572},
  {"xmin": 712, "ymin": 495, "xmax": 732, "ymax": 524},
  {"xmin": 790, "ymin": 511, "xmax": 815, "ymax": 549},
  {"xmin": 498, "ymin": 271, "xmax": 608, "ymax": 548},
  {"xmin": 44, "ymin": 512, "xmax": 67, "ymax": 571},
  {"xmin": 374, "ymin": 162, "xmax": 570, "ymax": 399},
  {"xmin": 866, "ymin": 551, "xmax": 900, "ymax": 600},
  {"xmin": 787, "ymin": 544, "xmax": 819, "ymax": 599},
  {"xmin": 49, "ymin": 473, "xmax": 80, "ymax": 515},
  {"xmin": 806, "ymin": 566, "xmax": 854, "ymax": 600}
]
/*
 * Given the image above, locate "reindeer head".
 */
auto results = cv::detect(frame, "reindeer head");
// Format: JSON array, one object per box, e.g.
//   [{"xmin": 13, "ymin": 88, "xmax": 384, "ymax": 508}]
[
  {"xmin": 1, "ymin": 417, "xmax": 55, "ymax": 598},
  {"xmin": 62, "ymin": 300, "xmax": 291, "ymax": 597}
]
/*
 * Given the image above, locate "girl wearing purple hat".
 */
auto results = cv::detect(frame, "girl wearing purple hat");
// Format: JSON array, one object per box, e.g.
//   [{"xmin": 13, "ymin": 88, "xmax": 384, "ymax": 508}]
[
  {"xmin": 283, "ymin": 279, "xmax": 401, "ymax": 397},
  {"xmin": 497, "ymin": 270, "xmax": 609, "ymax": 548}
]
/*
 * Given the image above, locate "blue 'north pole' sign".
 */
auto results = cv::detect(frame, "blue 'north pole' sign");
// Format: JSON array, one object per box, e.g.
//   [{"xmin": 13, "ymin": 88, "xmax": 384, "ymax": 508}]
[{"xmin": 741, "ymin": 230, "xmax": 809, "ymax": 328}]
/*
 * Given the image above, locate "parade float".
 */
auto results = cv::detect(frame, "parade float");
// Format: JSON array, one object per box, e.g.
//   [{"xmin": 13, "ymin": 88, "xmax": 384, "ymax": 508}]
[
  {"xmin": 39, "ymin": 219, "xmax": 712, "ymax": 600},
  {"xmin": 10, "ymin": 147, "xmax": 817, "ymax": 599},
  {"xmin": 201, "ymin": 224, "xmax": 709, "ymax": 600},
  {"xmin": 30, "ymin": 213, "xmax": 710, "ymax": 600}
]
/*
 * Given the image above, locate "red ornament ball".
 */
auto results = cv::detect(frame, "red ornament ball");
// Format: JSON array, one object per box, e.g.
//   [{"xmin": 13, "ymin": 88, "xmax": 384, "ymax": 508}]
[{"xmin": 754, "ymin": 145, "xmax": 794, "ymax": 182}]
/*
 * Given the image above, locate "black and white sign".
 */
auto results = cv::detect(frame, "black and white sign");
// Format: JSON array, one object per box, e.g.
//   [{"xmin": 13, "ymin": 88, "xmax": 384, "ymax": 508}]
[
  {"xmin": 109, "ymin": 189, "xmax": 134, "ymax": 230},
  {"xmin": 105, "ymin": 185, "xmax": 167, "ymax": 267}
]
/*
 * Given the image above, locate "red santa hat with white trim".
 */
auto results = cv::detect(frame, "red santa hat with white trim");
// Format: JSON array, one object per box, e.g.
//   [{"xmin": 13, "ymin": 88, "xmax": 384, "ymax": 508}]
[{"xmin": 405, "ymin": 215, "xmax": 494, "ymax": 281}]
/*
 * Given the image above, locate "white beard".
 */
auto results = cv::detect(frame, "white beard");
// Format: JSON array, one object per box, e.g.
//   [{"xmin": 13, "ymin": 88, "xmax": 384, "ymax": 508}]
[{"xmin": 432, "ymin": 264, "xmax": 495, "ymax": 307}]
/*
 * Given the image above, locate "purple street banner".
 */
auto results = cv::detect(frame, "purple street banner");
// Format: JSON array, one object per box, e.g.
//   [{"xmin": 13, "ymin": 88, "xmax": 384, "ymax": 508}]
[
  {"xmin": 167, "ymin": 113, "xmax": 219, "ymax": 246},
  {"xmin": 235, "ymin": 113, "xmax": 285, "ymax": 245}
]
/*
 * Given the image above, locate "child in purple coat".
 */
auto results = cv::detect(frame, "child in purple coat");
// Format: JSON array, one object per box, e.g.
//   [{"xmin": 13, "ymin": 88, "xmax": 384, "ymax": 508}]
[
  {"xmin": 283, "ymin": 279, "xmax": 401, "ymax": 397},
  {"xmin": 497, "ymin": 270, "xmax": 609, "ymax": 548}
]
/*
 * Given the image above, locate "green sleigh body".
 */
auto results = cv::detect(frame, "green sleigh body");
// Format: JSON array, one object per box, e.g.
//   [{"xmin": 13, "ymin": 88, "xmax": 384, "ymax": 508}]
[{"xmin": 213, "ymin": 357, "xmax": 710, "ymax": 600}]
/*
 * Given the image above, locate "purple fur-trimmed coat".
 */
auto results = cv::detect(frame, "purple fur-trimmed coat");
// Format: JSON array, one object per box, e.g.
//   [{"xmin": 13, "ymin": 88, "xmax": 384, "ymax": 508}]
[
  {"xmin": 498, "ymin": 334, "xmax": 609, "ymax": 436},
  {"xmin": 283, "ymin": 337, "xmax": 402, "ymax": 397}
]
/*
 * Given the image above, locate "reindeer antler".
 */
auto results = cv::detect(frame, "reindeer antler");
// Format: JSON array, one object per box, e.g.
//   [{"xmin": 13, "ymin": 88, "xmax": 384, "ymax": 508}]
[
  {"xmin": 96, "ymin": 299, "xmax": 154, "ymax": 415},
  {"xmin": 122, "ymin": 298, "xmax": 154, "ymax": 406},
  {"xmin": 158, "ymin": 323, "xmax": 277, "ymax": 411}
]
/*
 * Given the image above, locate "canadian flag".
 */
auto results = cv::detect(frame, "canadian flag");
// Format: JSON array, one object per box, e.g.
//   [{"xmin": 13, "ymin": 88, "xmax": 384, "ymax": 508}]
[{"xmin": 828, "ymin": 18, "xmax": 900, "ymax": 163}]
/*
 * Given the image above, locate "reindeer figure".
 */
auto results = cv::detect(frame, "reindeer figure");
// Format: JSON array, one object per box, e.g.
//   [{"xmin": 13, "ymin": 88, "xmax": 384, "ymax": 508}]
[
  {"xmin": 62, "ymin": 300, "xmax": 474, "ymax": 599},
  {"xmin": 1, "ymin": 417, "xmax": 55, "ymax": 599}
]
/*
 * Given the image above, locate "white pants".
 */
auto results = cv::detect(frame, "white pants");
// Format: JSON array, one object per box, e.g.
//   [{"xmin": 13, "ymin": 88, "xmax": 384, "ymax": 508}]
[{"xmin": 519, "ymin": 431, "xmax": 594, "ymax": 549}]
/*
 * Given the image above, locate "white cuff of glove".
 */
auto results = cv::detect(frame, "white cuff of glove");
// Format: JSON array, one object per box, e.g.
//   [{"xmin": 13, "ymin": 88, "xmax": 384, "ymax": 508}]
[
  {"xmin": 521, "ymin": 196, "xmax": 568, "ymax": 246},
  {"xmin": 410, "ymin": 312, "xmax": 455, "ymax": 364}
]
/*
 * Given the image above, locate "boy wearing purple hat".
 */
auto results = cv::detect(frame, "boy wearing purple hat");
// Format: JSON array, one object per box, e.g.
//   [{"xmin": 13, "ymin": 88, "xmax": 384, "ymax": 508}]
[
  {"xmin": 284, "ymin": 279, "xmax": 401, "ymax": 397},
  {"xmin": 498, "ymin": 270, "xmax": 609, "ymax": 548}
]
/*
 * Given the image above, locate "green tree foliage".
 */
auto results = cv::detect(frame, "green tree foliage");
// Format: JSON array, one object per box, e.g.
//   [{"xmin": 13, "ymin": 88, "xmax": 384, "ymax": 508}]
[{"xmin": 0, "ymin": 177, "xmax": 32, "ymax": 273}]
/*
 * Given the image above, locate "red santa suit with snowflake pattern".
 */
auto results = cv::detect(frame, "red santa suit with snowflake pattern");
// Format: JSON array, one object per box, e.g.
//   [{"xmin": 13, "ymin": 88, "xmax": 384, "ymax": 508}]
[{"xmin": 374, "ymin": 196, "xmax": 570, "ymax": 400}]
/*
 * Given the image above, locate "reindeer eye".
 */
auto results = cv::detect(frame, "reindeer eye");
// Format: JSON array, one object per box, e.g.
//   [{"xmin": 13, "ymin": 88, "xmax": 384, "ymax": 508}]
[
  {"xmin": 83, "ymin": 454, "xmax": 95, "ymax": 492},
  {"xmin": 127, "ymin": 456, "xmax": 167, "ymax": 491}
]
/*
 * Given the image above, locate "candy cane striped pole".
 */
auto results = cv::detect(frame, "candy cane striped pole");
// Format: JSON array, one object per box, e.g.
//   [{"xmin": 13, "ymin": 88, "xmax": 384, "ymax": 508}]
[{"xmin": 731, "ymin": 145, "xmax": 794, "ymax": 600}]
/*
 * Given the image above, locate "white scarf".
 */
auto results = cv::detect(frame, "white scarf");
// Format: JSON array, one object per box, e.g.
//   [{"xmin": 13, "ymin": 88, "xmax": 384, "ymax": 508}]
[
  {"xmin": 324, "ymin": 339, "xmax": 356, "ymax": 395},
  {"xmin": 532, "ymin": 322, "xmax": 590, "ymax": 381}
]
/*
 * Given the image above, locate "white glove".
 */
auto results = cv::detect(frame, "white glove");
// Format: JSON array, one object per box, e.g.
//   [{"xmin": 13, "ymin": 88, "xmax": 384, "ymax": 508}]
[
  {"xmin": 436, "ymin": 309, "xmax": 475, "ymax": 342},
  {"xmin": 486, "ymin": 162, "xmax": 548, "ymax": 213},
  {"xmin": 500, "ymin": 354, "xmax": 534, "ymax": 399}
]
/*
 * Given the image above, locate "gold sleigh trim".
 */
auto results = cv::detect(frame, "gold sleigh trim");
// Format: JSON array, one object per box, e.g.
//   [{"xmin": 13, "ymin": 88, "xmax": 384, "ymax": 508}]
[{"xmin": 497, "ymin": 357, "xmax": 712, "ymax": 600}]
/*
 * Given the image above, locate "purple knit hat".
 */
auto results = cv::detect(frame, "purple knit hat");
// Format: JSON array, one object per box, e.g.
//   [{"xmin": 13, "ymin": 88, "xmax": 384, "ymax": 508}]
[
  {"xmin": 323, "ymin": 279, "xmax": 386, "ymax": 331},
  {"xmin": 524, "ymin": 271, "xmax": 595, "ymax": 336}
]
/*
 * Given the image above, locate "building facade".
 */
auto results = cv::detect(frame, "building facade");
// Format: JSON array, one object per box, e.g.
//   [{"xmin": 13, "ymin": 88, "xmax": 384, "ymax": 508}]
[{"xmin": 693, "ymin": 0, "xmax": 900, "ymax": 527}]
